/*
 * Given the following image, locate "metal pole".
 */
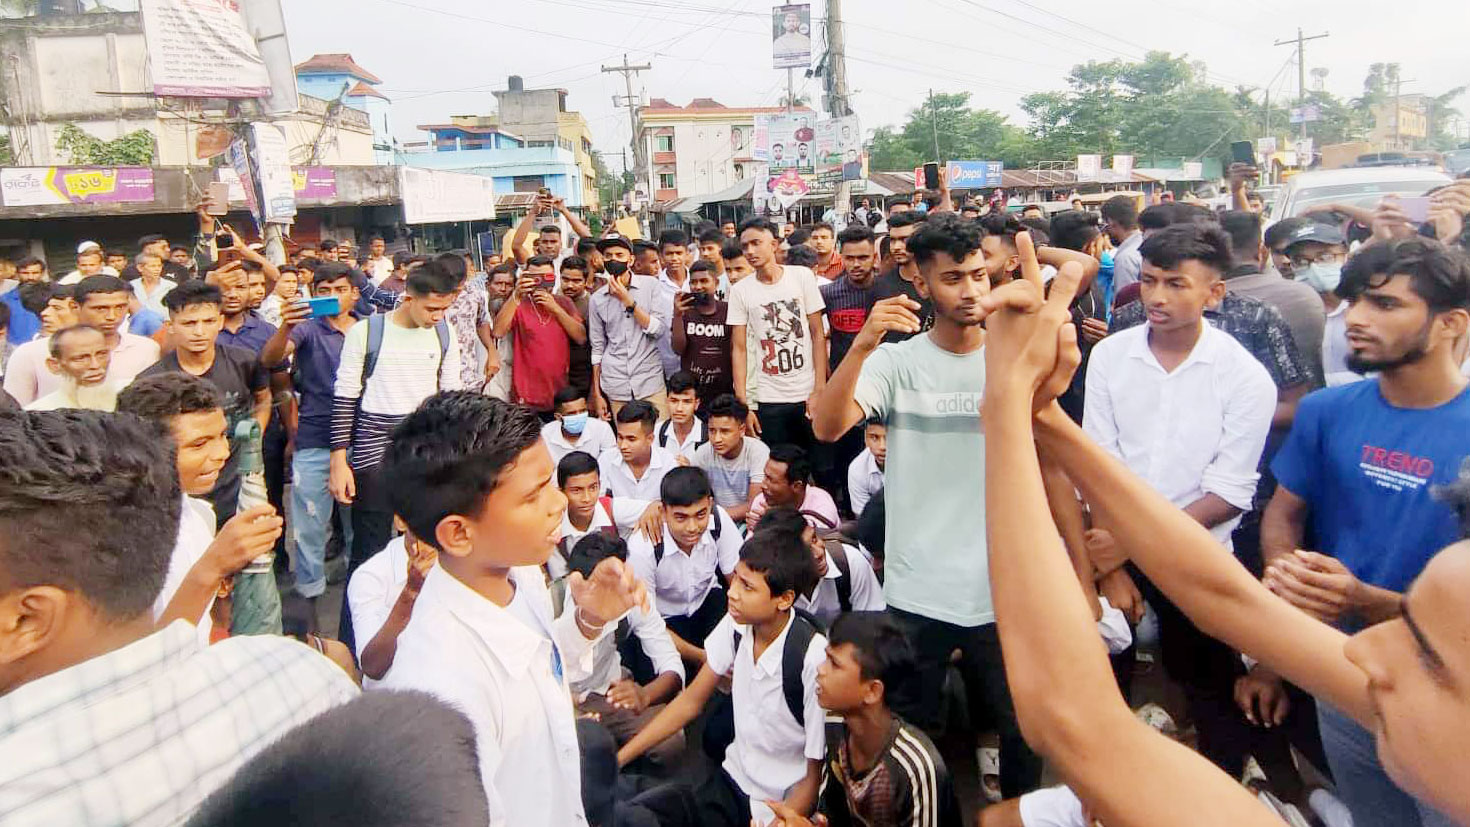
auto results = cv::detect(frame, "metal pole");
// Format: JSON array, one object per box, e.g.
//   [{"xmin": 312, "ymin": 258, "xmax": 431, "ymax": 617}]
[
  {"xmin": 827, "ymin": 0, "xmax": 854, "ymax": 226},
  {"xmin": 929, "ymin": 88, "xmax": 941, "ymax": 162},
  {"xmin": 787, "ymin": 68, "xmax": 794, "ymax": 115}
]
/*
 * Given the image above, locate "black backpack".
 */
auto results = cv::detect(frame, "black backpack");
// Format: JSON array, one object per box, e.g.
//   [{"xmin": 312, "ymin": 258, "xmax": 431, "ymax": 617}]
[
  {"xmin": 732, "ymin": 608, "xmax": 823, "ymax": 727},
  {"xmin": 652, "ymin": 507, "xmax": 725, "ymax": 565},
  {"xmin": 657, "ymin": 419, "xmax": 708, "ymax": 452},
  {"xmin": 801, "ymin": 510, "xmax": 852, "ymax": 613}
]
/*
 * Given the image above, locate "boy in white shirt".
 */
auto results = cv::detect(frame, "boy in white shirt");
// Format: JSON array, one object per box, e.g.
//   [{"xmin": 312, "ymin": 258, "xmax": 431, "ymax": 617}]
[
  {"xmin": 625, "ymin": 466, "xmax": 742, "ymax": 664},
  {"xmin": 757, "ymin": 506, "xmax": 885, "ymax": 627},
  {"xmin": 846, "ymin": 417, "xmax": 886, "ymax": 518},
  {"xmin": 656, "ymin": 370, "xmax": 708, "ymax": 462},
  {"xmin": 346, "ymin": 527, "xmax": 435, "ymax": 684},
  {"xmin": 543, "ymin": 386, "xmax": 616, "ymax": 466},
  {"xmin": 371, "ymin": 392, "xmax": 648, "ymax": 826},
  {"xmin": 618, "ymin": 529, "xmax": 826, "ymax": 826},
  {"xmin": 600, "ymin": 399, "xmax": 678, "ymax": 499}
]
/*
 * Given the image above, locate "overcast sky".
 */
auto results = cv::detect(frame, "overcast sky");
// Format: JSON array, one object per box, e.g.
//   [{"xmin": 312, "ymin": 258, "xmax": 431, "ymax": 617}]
[{"xmin": 283, "ymin": 0, "xmax": 1470, "ymax": 170}]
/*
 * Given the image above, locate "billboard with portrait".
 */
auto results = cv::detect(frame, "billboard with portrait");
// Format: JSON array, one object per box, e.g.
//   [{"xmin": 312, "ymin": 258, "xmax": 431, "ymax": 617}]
[{"xmin": 772, "ymin": 4, "xmax": 812, "ymax": 69}]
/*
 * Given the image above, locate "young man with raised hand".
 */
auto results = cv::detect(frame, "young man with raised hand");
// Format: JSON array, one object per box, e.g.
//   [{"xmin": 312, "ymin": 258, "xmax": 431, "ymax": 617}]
[
  {"xmin": 810, "ymin": 212, "xmax": 1045, "ymax": 798},
  {"xmin": 588, "ymin": 236, "xmax": 668, "ymax": 420},
  {"xmin": 369, "ymin": 392, "xmax": 647, "ymax": 826},
  {"xmin": 671, "ymin": 261, "xmax": 734, "ymax": 408}
]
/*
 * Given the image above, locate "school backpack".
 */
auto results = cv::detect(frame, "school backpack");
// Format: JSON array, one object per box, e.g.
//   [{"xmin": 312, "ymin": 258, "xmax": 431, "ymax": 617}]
[
  {"xmin": 802, "ymin": 509, "xmax": 852, "ymax": 613},
  {"xmin": 657, "ymin": 419, "xmax": 708, "ymax": 452},
  {"xmin": 732, "ymin": 607, "xmax": 823, "ymax": 727},
  {"xmin": 360, "ymin": 312, "xmax": 452, "ymax": 393}
]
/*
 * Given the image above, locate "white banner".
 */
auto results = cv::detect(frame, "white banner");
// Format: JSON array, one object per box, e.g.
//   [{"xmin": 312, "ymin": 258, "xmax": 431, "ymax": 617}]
[
  {"xmin": 251, "ymin": 123, "xmax": 295, "ymax": 223},
  {"xmin": 772, "ymin": 4, "xmax": 812, "ymax": 70},
  {"xmin": 1076, "ymin": 154, "xmax": 1102, "ymax": 182},
  {"xmin": 140, "ymin": 0, "xmax": 271, "ymax": 98},
  {"xmin": 399, "ymin": 167, "xmax": 497, "ymax": 224},
  {"xmin": 1182, "ymin": 161, "xmax": 1204, "ymax": 179},
  {"xmin": 1111, "ymin": 154, "xmax": 1134, "ymax": 177}
]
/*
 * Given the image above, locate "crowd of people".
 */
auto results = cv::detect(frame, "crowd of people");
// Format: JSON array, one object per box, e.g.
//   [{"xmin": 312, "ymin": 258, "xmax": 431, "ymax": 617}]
[{"xmin": 2, "ymin": 170, "xmax": 1470, "ymax": 827}]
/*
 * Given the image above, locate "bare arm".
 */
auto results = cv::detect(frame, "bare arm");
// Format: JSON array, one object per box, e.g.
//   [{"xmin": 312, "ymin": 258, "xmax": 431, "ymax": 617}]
[
  {"xmin": 1181, "ymin": 493, "xmax": 1242, "ymax": 531},
  {"xmin": 556, "ymin": 199, "xmax": 593, "ymax": 240},
  {"xmin": 251, "ymin": 387, "xmax": 271, "ymax": 431},
  {"xmin": 781, "ymin": 759, "xmax": 825, "ymax": 817},
  {"xmin": 492, "ymin": 290, "xmax": 522, "ymax": 338},
  {"xmin": 358, "ymin": 582, "xmax": 424, "ymax": 680},
  {"xmin": 1260, "ymin": 486, "xmax": 1308, "ymax": 567},
  {"xmin": 617, "ymin": 664, "xmax": 720, "ymax": 766},
  {"xmin": 1273, "ymin": 382, "xmax": 1308, "ymax": 429},
  {"xmin": 809, "ymin": 295, "xmax": 921, "ymax": 441},
  {"xmin": 1036, "ymin": 245, "xmax": 1101, "ymax": 293},
  {"xmin": 545, "ymin": 296, "xmax": 586, "ymax": 344},
  {"xmin": 665, "ymin": 628, "xmax": 706, "ymax": 665},
  {"xmin": 1040, "ymin": 451, "xmax": 1101, "ymax": 620},
  {"xmin": 508, "ymin": 208, "xmax": 538, "ymax": 266},
  {"xmin": 806, "ymin": 311, "xmax": 828, "ymax": 394},
  {"xmin": 730, "ymin": 324, "xmax": 749, "ymax": 402},
  {"xmin": 670, "ymin": 299, "xmax": 689, "ymax": 355}
]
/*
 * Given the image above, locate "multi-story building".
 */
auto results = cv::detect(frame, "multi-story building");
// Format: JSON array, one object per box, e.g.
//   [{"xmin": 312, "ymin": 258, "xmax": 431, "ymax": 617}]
[
  {"xmin": 293, "ymin": 53, "xmax": 394, "ymax": 164},
  {"xmin": 489, "ymin": 77, "xmax": 598, "ymax": 211},
  {"xmin": 402, "ymin": 118, "xmax": 586, "ymax": 208},
  {"xmin": 636, "ymin": 97, "xmax": 811, "ymax": 203}
]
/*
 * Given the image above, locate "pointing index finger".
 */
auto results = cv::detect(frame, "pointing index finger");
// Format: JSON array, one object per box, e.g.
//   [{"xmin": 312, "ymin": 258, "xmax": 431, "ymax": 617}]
[{"xmin": 1046, "ymin": 260, "xmax": 1084, "ymax": 315}]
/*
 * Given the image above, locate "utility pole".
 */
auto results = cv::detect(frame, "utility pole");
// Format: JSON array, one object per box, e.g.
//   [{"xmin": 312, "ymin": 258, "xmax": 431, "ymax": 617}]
[
  {"xmin": 1274, "ymin": 28, "xmax": 1329, "ymax": 142},
  {"xmin": 928, "ymin": 88, "xmax": 941, "ymax": 162},
  {"xmin": 602, "ymin": 54, "xmax": 651, "ymax": 226},
  {"xmin": 826, "ymin": 0, "xmax": 854, "ymax": 224}
]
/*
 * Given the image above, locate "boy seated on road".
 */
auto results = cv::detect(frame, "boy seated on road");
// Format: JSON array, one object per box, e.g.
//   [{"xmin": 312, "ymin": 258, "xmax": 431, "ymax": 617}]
[
  {"xmin": 617, "ymin": 529, "xmax": 826, "ymax": 827},
  {"xmin": 756, "ymin": 506, "xmax": 884, "ymax": 627},
  {"xmin": 551, "ymin": 450, "xmax": 662, "ymax": 609},
  {"xmin": 656, "ymin": 370, "xmax": 708, "ymax": 463},
  {"xmin": 693, "ymin": 393, "xmax": 769, "ymax": 526},
  {"xmin": 763, "ymin": 611, "xmax": 964, "ymax": 827},
  {"xmin": 564, "ymin": 532, "xmax": 686, "ymax": 767},
  {"xmin": 626, "ymin": 466, "xmax": 742, "ymax": 665},
  {"xmin": 847, "ymin": 417, "xmax": 887, "ymax": 519}
]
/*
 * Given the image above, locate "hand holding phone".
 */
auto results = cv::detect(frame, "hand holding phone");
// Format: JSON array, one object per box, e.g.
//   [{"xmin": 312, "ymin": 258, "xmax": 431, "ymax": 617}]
[
  {"xmin": 304, "ymin": 297, "xmax": 340, "ymax": 318},
  {"xmin": 922, "ymin": 162, "xmax": 940, "ymax": 191},
  {"xmin": 1398, "ymin": 196, "xmax": 1431, "ymax": 224}
]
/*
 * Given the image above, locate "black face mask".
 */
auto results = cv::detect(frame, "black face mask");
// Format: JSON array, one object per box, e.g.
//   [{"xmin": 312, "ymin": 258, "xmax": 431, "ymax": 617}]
[{"xmin": 604, "ymin": 260, "xmax": 629, "ymax": 277}]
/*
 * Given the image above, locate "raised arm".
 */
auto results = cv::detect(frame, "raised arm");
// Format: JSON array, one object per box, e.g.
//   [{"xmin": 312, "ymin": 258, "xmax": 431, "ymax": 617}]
[
  {"xmin": 809, "ymin": 295, "xmax": 919, "ymax": 441},
  {"xmin": 508, "ymin": 203, "xmax": 541, "ymax": 266}
]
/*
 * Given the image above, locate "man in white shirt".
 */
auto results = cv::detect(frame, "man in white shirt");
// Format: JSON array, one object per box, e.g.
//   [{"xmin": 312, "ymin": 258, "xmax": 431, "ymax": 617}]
[
  {"xmin": 755, "ymin": 506, "xmax": 885, "ymax": 627},
  {"xmin": 551, "ymin": 450, "xmax": 659, "ymax": 583},
  {"xmin": 25, "ymin": 325, "xmax": 117, "ymax": 411},
  {"xmin": 364, "ymin": 235, "xmax": 395, "ymax": 284},
  {"xmin": 728, "ymin": 216, "xmax": 829, "ymax": 454},
  {"xmin": 370, "ymin": 394, "xmax": 647, "ymax": 827},
  {"xmin": 0, "ymin": 409, "xmax": 356, "ymax": 826},
  {"xmin": 626, "ymin": 466, "xmax": 742, "ymax": 664},
  {"xmin": 600, "ymin": 400, "xmax": 677, "ymax": 499},
  {"xmin": 1082, "ymin": 222, "xmax": 1275, "ymax": 776},
  {"xmin": 543, "ymin": 385, "xmax": 616, "ymax": 466},
  {"xmin": 565, "ymin": 532, "xmax": 686, "ymax": 766},
  {"xmin": 127, "ymin": 250, "xmax": 177, "ymax": 316},
  {"xmin": 656, "ymin": 370, "xmax": 707, "ymax": 462},
  {"xmin": 57, "ymin": 241, "xmax": 117, "ymax": 285},
  {"xmin": 847, "ymin": 417, "xmax": 886, "ymax": 517},
  {"xmin": 73, "ymin": 275, "xmax": 161, "ymax": 385}
]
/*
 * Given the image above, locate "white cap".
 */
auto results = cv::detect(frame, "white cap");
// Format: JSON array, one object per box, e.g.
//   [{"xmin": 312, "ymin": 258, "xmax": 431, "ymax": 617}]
[{"xmin": 77, "ymin": 240, "xmax": 101, "ymax": 254}]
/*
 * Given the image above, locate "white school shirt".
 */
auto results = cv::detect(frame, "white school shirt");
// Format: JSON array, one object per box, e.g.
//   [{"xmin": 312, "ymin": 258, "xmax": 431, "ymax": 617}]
[
  {"xmin": 374, "ymin": 565, "xmax": 603, "ymax": 827},
  {"xmin": 704, "ymin": 612, "xmax": 827, "ymax": 825},
  {"xmin": 655, "ymin": 417, "xmax": 706, "ymax": 462},
  {"xmin": 598, "ymin": 445, "xmax": 678, "ymax": 500},
  {"xmin": 1083, "ymin": 322, "xmax": 1275, "ymax": 548},
  {"xmin": 846, "ymin": 448, "xmax": 885, "ymax": 518},
  {"xmin": 541, "ymin": 417, "xmax": 617, "ymax": 467},
  {"xmin": 566, "ymin": 591, "xmax": 685, "ymax": 701},
  {"xmin": 796, "ymin": 542, "xmax": 885, "ymax": 627},
  {"xmin": 152, "ymin": 495, "xmax": 218, "ymax": 647},
  {"xmin": 550, "ymin": 496, "xmax": 651, "ymax": 580},
  {"xmin": 345, "ymin": 536, "xmax": 413, "ymax": 686},
  {"xmin": 625, "ymin": 506, "xmax": 741, "ymax": 618}
]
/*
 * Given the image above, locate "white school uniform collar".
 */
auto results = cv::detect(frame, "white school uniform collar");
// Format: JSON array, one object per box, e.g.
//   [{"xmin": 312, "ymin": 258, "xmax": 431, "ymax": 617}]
[
  {"xmin": 421, "ymin": 564, "xmax": 548, "ymax": 678},
  {"xmin": 750, "ymin": 611, "xmax": 799, "ymax": 680},
  {"xmin": 1130, "ymin": 321, "xmax": 1223, "ymax": 372}
]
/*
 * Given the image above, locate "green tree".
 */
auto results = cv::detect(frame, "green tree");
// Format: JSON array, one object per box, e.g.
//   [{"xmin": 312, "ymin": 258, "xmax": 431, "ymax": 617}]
[
  {"xmin": 1425, "ymin": 87, "xmax": 1466, "ymax": 150},
  {"xmin": 593, "ymin": 150, "xmax": 634, "ymax": 213},
  {"xmin": 54, "ymin": 124, "xmax": 155, "ymax": 165},
  {"xmin": 865, "ymin": 92, "xmax": 1034, "ymax": 171},
  {"xmin": 0, "ymin": 133, "xmax": 12, "ymax": 165}
]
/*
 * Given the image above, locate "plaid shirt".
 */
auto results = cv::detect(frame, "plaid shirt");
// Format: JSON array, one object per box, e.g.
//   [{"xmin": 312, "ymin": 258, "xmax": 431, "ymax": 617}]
[
  {"xmin": 1110, "ymin": 292, "xmax": 1310, "ymax": 390},
  {"xmin": 0, "ymin": 621, "xmax": 358, "ymax": 826}
]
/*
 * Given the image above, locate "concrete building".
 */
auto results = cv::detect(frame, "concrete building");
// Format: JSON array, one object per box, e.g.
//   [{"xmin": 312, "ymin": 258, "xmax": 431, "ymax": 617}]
[
  {"xmin": 490, "ymin": 77, "xmax": 598, "ymax": 211},
  {"xmin": 636, "ymin": 97, "xmax": 809, "ymax": 205},
  {"xmin": 399, "ymin": 140, "xmax": 587, "ymax": 208},
  {"xmin": 293, "ymin": 53, "xmax": 394, "ymax": 164},
  {"xmin": 0, "ymin": 13, "xmax": 376, "ymax": 167},
  {"xmin": 1370, "ymin": 95, "xmax": 1429, "ymax": 151}
]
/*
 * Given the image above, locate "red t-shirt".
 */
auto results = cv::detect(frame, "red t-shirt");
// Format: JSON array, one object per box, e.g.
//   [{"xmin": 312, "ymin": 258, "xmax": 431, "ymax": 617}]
[{"xmin": 511, "ymin": 295, "xmax": 580, "ymax": 410}]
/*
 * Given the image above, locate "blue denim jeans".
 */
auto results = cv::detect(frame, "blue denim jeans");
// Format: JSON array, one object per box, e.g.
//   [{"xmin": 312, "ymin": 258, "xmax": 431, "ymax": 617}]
[
  {"xmin": 290, "ymin": 448, "xmax": 346, "ymax": 598},
  {"xmin": 1318, "ymin": 702, "xmax": 1456, "ymax": 827}
]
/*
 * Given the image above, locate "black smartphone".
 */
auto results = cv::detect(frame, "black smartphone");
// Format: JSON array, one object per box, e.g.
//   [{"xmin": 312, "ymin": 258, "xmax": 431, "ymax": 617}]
[
  {"xmin": 922, "ymin": 162, "xmax": 941, "ymax": 190},
  {"xmin": 1230, "ymin": 141, "xmax": 1254, "ymax": 165}
]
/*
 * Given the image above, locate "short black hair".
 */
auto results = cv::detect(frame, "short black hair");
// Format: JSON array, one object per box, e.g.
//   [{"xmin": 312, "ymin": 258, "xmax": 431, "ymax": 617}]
[
  {"xmin": 885, "ymin": 210, "xmax": 927, "ymax": 231},
  {"xmin": 829, "ymin": 611, "xmax": 918, "ymax": 703},
  {"xmin": 836, "ymin": 225, "xmax": 875, "ymax": 248},
  {"xmin": 666, "ymin": 370, "xmax": 698, "ymax": 395},
  {"xmin": 560, "ymin": 255, "xmax": 589, "ymax": 275},
  {"xmin": 785, "ymin": 245, "xmax": 818, "ymax": 268},
  {"xmin": 525, "ymin": 255, "xmax": 556, "ymax": 269},
  {"xmin": 16, "ymin": 256, "xmax": 45, "ymax": 271},
  {"xmin": 1339, "ymin": 237, "xmax": 1470, "ymax": 314},
  {"xmin": 660, "ymin": 465, "xmax": 713, "ymax": 508},
  {"xmin": 567, "ymin": 532, "xmax": 627, "ymax": 579},
  {"xmin": 720, "ymin": 239, "xmax": 745, "ymax": 261},
  {"xmin": 182, "ymin": 691, "xmax": 487, "ymax": 827},
  {"xmin": 392, "ymin": 250, "xmax": 419, "ymax": 269},
  {"xmin": 433, "ymin": 251, "xmax": 469, "ymax": 283},
  {"xmin": 1263, "ymin": 216, "xmax": 1314, "ymax": 252},
  {"xmin": 811, "ymin": 221, "xmax": 834, "ymax": 235},
  {"xmin": 552, "ymin": 386, "xmax": 584, "ymax": 409},
  {"xmin": 117, "ymin": 371, "xmax": 225, "ymax": 423},
  {"xmin": 319, "ymin": 239, "xmax": 338, "ymax": 252},
  {"xmin": 312, "ymin": 261, "xmax": 355, "ymax": 288},
  {"xmin": 18, "ymin": 281, "xmax": 69, "ymax": 315},
  {"xmin": 406, "ymin": 260, "xmax": 462, "ymax": 297},
  {"xmin": 138, "ymin": 233, "xmax": 167, "ymax": 250},
  {"xmin": 539, "ymin": 224, "xmax": 562, "ymax": 236},
  {"xmin": 978, "ymin": 211, "xmax": 1024, "ymax": 248},
  {"xmin": 1138, "ymin": 203, "xmax": 1182, "ymax": 233},
  {"xmin": 163, "ymin": 279, "xmax": 223, "ymax": 315},
  {"xmin": 787, "ymin": 229, "xmax": 811, "ymax": 247},
  {"xmin": 706, "ymin": 393, "xmax": 748, "ymax": 424},
  {"xmin": 73, "ymin": 275, "xmax": 130, "ymax": 306},
  {"xmin": 689, "ymin": 260, "xmax": 715, "ymax": 277},
  {"xmin": 384, "ymin": 393, "xmax": 544, "ymax": 550},
  {"xmin": 1139, "ymin": 223, "xmax": 1233, "ymax": 275},
  {"xmin": 657, "ymin": 229, "xmax": 689, "ymax": 250},
  {"xmin": 614, "ymin": 399, "xmax": 657, "ymax": 433},
  {"xmin": 1047, "ymin": 210, "xmax": 1100, "ymax": 252},
  {"xmin": 697, "ymin": 227, "xmax": 725, "ymax": 246},
  {"xmin": 557, "ymin": 450, "xmax": 600, "ymax": 488},
  {"xmin": 1099, "ymin": 194, "xmax": 1139, "ymax": 229},
  {"xmin": 738, "ymin": 216, "xmax": 780, "ymax": 238},
  {"xmin": 768, "ymin": 443, "xmax": 812, "ymax": 484},
  {"xmin": 907, "ymin": 211, "xmax": 982, "ymax": 267},
  {"xmin": 631, "ymin": 240, "xmax": 659, "ymax": 258},
  {"xmin": 1219, "ymin": 210, "xmax": 1263, "ymax": 260},
  {"xmin": 576, "ymin": 238, "xmax": 598, "ymax": 256},
  {"xmin": 1019, "ymin": 217, "xmax": 1053, "ymax": 245},
  {"xmin": 0, "ymin": 410, "xmax": 179, "ymax": 620},
  {"xmin": 738, "ymin": 528, "xmax": 818, "ymax": 599},
  {"xmin": 753, "ymin": 505, "xmax": 807, "ymax": 542}
]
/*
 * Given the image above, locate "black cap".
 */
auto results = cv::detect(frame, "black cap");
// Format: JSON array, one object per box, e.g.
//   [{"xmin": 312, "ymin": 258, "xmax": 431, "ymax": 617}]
[
  {"xmin": 1282, "ymin": 221, "xmax": 1345, "ymax": 251},
  {"xmin": 596, "ymin": 235, "xmax": 633, "ymax": 253}
]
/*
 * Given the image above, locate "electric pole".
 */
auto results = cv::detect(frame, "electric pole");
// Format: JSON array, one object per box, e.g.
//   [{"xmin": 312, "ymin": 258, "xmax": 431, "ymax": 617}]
[
  {"xmin": 826, "ymin": 0, "xmax": 854, "ymax": 224},
  {"xmin": 602, "ymin": 54, "xmax": 651, "ymax": 224},
  {"xmin": 1274, "ymin": 28, "xmax": 1329, "ymax": 142}
]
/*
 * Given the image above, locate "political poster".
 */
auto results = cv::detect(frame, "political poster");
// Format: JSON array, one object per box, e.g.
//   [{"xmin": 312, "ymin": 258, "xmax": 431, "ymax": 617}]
[
  {"xmin": 815, "ymin": 115, "xmax": 863, "ymax": 182},
  {"xmin": 1112, "ymin": 154, "xmax": 1134, "ymax": 177},
  {"xmin": 772, "ymin": 4, "xmax": 812, "ymax": 70},
  {"xmin": 140, "ymin": 0, "xmax": 271, "ymax": 97},
  {"xmin": 0, "ymin": 167, "xmax": 155, "ymax": 207},
  {"xmin": 754, "ymin": 114, "xmax": 817, "ymax": 174}
]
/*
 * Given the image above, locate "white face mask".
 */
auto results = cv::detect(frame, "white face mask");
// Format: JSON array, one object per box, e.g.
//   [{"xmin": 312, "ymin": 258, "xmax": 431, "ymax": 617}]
[{"xmin": 1297, "ymin": 261, "xmax": 1342, "ymax": 294}]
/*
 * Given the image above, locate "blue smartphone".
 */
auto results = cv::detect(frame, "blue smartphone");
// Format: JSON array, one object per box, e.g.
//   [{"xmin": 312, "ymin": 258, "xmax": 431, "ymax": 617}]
[{"xmin": 304, "ymin": 297, "xmax": 339, "ymax": 317}]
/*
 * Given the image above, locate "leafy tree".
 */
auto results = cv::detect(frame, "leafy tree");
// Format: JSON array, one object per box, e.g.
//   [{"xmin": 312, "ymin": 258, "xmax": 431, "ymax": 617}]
[
  {"xmin": 54, "ymin": 123, "xmax": 155, "ymax": 165},
  {"xmin": 0, "ymin": 133, "xmax": 12, "ymax": 165},
  {"xmin": 1425, "ymin": 87, "xmax": 1466, "ymax": 150},
  {"xmin": 866, "ymin": 92, "xmax": 1033, "ymax": 170}
]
